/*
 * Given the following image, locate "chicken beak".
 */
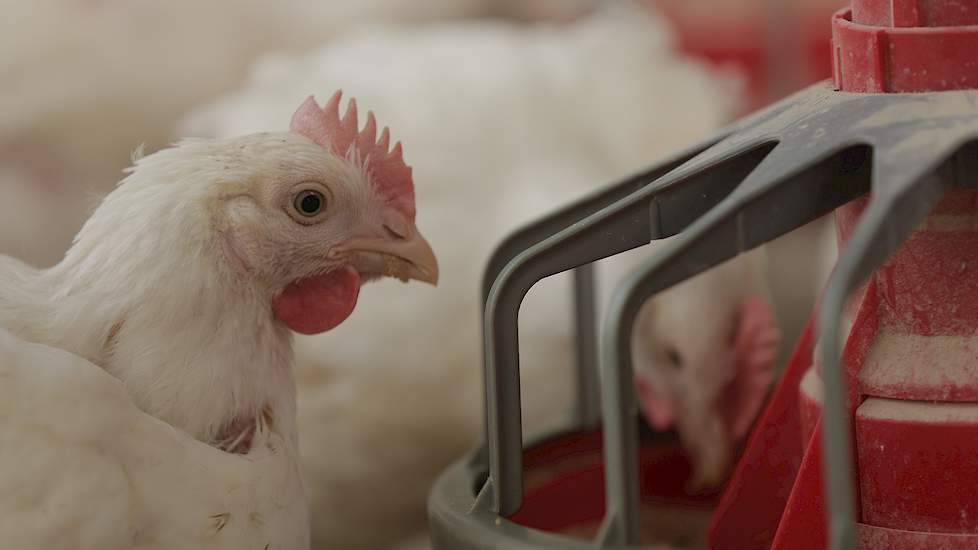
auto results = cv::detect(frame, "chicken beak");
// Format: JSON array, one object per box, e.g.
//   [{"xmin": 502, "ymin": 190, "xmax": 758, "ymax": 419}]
[
  {"xmin": 381, "ymin": 226, "xmax": 439, "ymax": 285},
  {"xmin": 341, "ymin": 219, "xmax": 439, "ymax": 286}
]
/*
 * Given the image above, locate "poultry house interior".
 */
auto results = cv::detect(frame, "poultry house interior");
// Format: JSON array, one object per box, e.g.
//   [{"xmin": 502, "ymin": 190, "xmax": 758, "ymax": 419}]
[{"xmin": 19, "ymin": 1, "xmax": 970, "ymax": 549}]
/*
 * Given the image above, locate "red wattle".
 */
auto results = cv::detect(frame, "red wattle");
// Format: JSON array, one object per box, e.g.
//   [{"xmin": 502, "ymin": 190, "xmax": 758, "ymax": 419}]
[
  {"xmin": 272, "ymin": 266, "xmax": 361, "ymax": 334},
  {"xmin": 720, "ymin": 295, "xmax": 780, "ymax": 440}
]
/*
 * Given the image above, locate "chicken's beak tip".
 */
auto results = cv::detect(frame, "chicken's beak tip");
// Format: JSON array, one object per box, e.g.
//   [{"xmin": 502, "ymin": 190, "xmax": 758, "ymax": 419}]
[
  {"xmin": 422, "ymin": 270, "xmax": 439, "ymax": 286},
  {"xmin": 426, "ymin": 255, "xmax": 439, "ymax": 286},
  {"xmin": 415, "ymin": 262, "xmax": 439, "ymax": 287},
  {"xmin": 403, "ymin": 228, "xmax": 438, "ymax": 286},
  {"xmin": 363, "ymin": 223, "xmax": 438, "ymax": 286},
  {"xmin": 341, "ymin": 213, "xmax": 438, "ymax": 286},
  {"xmin": 410, "ymin": 262, "xmax": 439, "ymax": 286}
]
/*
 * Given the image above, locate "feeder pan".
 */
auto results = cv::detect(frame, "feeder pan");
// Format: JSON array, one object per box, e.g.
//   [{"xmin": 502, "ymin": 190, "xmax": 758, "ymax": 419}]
[{"xmin": 428, "ymin": 1, "xmax": 978, "ymax": 548}]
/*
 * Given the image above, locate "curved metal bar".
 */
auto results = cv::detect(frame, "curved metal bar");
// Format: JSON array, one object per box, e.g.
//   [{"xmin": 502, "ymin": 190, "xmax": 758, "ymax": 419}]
[
  {"xmin": 477, "ymin": 139, "xmax": 723, "ymax": 439},
  {"xmin": 471, "ymin": 138, "xmax": 725, "ymax": 483},
  {"xmin": 475, "ymin": 197, "xmax": 655, "ymax": 516},
  {"xmin": 475, "ymin": 99, "xmax": 806, "ymax": 449},
  {"xmin": 477, "ymin": 87, "xmax": 805, "ymax": 304},
  {"xmin": 817, "ymin": 168, "xmax": 949, "ymax": 550},
  {"xmin": 480, "ymin": 138, "xmax": 725, "ymax": 304},
  {"xmin": 475, "ymin": 139, "xmax": 780, "ymax": 516},
  {"xmin": 595, "ymin": 142, "xmax": 875, "ymax": 546}
]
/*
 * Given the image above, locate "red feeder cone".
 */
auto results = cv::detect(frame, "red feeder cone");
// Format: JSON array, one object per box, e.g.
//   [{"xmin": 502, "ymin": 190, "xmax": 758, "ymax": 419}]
[{"xmin": 710, "ymin": 2, "xmax": 978, "ymax": 549}]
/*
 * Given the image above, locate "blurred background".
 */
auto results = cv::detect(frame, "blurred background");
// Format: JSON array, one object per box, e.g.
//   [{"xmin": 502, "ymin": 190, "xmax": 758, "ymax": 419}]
[{"xmin": 0, "ymin": 0, "xmax": 844, "ymax": 549}]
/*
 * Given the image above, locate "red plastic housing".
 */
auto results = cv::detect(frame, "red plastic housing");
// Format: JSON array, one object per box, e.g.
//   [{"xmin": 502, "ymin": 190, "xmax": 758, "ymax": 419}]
[
  {"xmin": 647, "ymin": 1, "xmax": 838, "ymax": 109},
  {"xmin": 833, "ymin": 1, "xmax": 978, "ymax": 92},
  {"xmin": 709, "ymin": 2, "xmax": 978, "ymax": 548}
]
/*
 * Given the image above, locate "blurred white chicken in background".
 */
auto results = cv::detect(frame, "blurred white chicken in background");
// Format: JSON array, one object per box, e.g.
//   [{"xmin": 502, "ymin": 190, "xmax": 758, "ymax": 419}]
[
  {"xmin": 182, "ymin": 2, "xmax": 750, "ymax": 547},
  {"xmin": 0, "ymin": 0, "xmax": 596, "ymax": 268}
]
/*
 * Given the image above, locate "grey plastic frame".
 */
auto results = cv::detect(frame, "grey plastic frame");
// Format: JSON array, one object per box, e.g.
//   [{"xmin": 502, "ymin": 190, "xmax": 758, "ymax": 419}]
[{"xmin": 429, "ymin": 82, "xmax": 978, "ymax": 550}]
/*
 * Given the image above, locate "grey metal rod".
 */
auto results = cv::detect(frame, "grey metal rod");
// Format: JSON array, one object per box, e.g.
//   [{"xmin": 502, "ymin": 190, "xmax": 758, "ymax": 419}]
[
  {"xmin": 817, "ymin": 171, "xmax": 948, "ymax": 550},
  {"xmin": 480, "ymin": 140, "xmax": 721, "ymax": 305},
  {"xmin": 480, "ymin": 204, "xmax": 653, "ymax": 516},
  {"xmin": 572, "ymin": 264, "xmax": 601, "ymax": 428},
  {"xmin": 596, "ymin": 284, "xmax": 642, "ymax": 546}
]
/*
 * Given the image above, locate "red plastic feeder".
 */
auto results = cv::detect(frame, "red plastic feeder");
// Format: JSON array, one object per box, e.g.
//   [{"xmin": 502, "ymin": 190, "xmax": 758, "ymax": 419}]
[{"xmin": 710, "ymin": 2, "xmax": 978, "ymax": 549}]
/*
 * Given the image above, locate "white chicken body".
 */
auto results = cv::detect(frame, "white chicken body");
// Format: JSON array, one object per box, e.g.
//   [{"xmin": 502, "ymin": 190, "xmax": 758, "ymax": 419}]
[{"xmin": 0, "ymin": 328, "xmax": 308, "ymax": 550}]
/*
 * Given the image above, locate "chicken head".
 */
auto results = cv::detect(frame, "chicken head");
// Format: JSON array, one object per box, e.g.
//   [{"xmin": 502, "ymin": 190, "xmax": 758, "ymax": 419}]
[
  {"xmin": 631, "ymin": 253, "xmax": 780, "ymax": 489},
  {"xmin": 213, "ymin": 91, "xmax": 439, "ymax": 334}
]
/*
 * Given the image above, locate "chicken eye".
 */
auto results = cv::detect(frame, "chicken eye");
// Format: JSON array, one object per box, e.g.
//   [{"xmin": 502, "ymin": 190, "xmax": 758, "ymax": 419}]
[
  {"xmin": 664, "ymin": 346, "xmax": 683, "ymax": 369},
  {"xmin": 294, "ymin": 190, "xmax": 326, "ymax": 217}
]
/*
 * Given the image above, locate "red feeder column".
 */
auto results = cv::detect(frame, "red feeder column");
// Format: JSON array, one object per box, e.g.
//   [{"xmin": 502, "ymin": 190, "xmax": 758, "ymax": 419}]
[{"xmin": 709, "ymin": 1, "xmax": 978, "ymax": 549}]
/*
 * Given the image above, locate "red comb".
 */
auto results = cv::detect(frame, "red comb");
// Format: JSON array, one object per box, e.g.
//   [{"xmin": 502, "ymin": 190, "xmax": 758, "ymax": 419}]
[{"xmin": 290, "ymin": 91, "xmax": 415, "ymax": 221}]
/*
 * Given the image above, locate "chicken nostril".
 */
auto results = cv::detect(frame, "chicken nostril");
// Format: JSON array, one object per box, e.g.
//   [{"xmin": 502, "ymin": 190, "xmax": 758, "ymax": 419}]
[{"xmin": 383, "ymin": 224, "xmax": 406, "ymax": 240}]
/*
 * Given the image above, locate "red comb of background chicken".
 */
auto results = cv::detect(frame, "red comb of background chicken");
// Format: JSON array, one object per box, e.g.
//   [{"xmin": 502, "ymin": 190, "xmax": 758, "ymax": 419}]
[{"xmin": 290, "ymin": 90, "xmax": 415, "ymax": 221}]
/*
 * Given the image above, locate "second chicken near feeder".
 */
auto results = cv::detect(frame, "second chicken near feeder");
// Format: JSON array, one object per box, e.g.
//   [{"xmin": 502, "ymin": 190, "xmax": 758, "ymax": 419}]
[{"xmin": 629, "ymin": 246, "xmax": 779, "ymax": 490}]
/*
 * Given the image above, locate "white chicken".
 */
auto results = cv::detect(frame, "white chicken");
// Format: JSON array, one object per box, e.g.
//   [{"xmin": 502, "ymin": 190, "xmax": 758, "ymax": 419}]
[
  {"xmin": 0, "ymin": 92, "xmax": 438, "ymax": 549},
  {"xmin": 630, "ymin": 247, "xmax": 780, "ymax": 489},
  {"xmin": 1, "ymin": 90, "xmax": 438, "ymax": 449},
  {"xmin": 181, "ymin": 2, "xmax": 753, "ymax": 547}
]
